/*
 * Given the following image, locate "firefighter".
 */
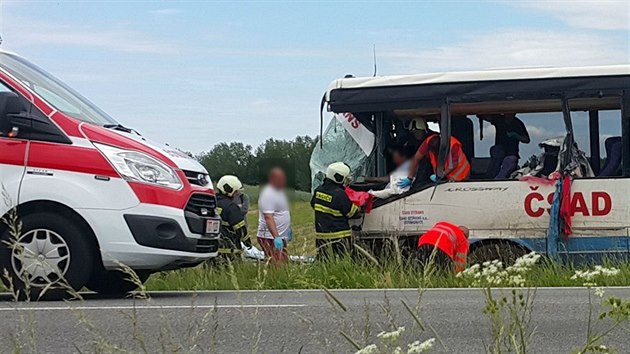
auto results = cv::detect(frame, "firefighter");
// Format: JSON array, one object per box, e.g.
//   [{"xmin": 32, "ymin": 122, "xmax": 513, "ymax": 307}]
[
  {"xmin": 311, "ymin": 162, "xmax": 361, "ymax": 259},
  {"xmin": 417, "ymin": 221, "xmax": 470, "ymax": 273},
  {"xmin": 216, "ymin": 175, "xmax": 252, "ymax": 257}
]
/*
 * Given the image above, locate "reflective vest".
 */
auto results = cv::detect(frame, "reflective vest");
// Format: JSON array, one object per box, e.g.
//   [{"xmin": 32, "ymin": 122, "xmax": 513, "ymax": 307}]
[
  {"xmin": 418, "ymin": 221, "xmax": 469, "ymax": 272},
  {"xmin": 427, "ymin": 135, "xmax": 470, "ymax": 182}
]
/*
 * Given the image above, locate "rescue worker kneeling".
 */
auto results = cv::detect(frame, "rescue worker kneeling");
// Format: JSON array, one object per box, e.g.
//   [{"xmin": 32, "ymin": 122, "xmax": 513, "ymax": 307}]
[
  {"xmin": 216, "ymin": 175, "xmax": 252, "ymax": 257},
  {"xmin": 417, "ymin": 221, "xmax": 469, "ymax": 273},
  {"xmin": 311, "ymin": 162, "xmax": 362, "ymax": 259}
]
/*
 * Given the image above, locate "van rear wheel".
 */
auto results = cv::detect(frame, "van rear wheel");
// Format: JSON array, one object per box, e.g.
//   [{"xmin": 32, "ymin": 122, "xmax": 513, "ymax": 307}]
[
  {"xmin": 0, "ymin": 211, "xmax": 94, "ymax": 300},
  {"xmin": 86, "ymin": 269, "xmax": 150, "ymax": 296}
]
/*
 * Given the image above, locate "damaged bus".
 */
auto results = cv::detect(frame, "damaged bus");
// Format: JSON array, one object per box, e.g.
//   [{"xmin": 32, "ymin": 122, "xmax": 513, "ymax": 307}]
[{"xmin": 312, "ymin": 65, "xmax": 630, "ymax": 263}]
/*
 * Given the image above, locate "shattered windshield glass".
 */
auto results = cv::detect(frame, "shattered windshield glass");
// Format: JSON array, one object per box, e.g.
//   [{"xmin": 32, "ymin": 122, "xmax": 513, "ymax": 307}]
[{"xmin": 310, "ymin": 116, "xmax": 373, "ymax": 191}]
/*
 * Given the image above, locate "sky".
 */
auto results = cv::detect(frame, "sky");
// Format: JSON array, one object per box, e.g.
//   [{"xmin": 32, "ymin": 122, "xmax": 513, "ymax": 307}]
[{"xmin": 0, "ymin": 0, "xmax": 628, "ymax": 155}]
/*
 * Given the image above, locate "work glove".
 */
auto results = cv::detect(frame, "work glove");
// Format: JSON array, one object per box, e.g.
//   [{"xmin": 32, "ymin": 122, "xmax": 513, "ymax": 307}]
[
  {"xmin": 397, "ymin": 177, "xmax": 412, "ymax": 188},
  {"xmin": 287, "ymin": 228, "xmax": 293, "ymax": 242},
  {"xmin": 429, "ymin": 174, "xmax": 437, "ymax": 182},
  {"xmin": 273, "ymin": 237, "xmax": 284, "ymax": 251},
  {"xmin": 506, "ymin": 131, "xmax": 521, "ymax": 140}
]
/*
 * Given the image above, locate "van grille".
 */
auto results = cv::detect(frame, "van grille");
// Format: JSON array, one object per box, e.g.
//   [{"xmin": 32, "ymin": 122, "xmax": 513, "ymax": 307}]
[
  {"xmin": 185, "ymin": 194, "xmax": 217, "ymax": 217},
  {"xmin": 183, "ymin": 170, "xmax": 211, "ymax": 187}
]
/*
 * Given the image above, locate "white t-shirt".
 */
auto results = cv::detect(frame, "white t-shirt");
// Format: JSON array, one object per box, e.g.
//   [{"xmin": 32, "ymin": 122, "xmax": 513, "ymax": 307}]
[{"xmin": 257, "ymin": 185, "xmax": 291, "ymax": 239}]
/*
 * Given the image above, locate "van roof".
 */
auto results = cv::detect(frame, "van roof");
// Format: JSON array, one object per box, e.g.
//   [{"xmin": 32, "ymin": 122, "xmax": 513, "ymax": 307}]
[{"xmin": 326, "ymin": 64, "xmax": 630, "ymax": 113}]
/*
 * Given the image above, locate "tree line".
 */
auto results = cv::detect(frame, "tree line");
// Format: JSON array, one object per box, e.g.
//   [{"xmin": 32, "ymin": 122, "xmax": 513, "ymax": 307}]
[{"xmin": 197, "ymin": 136, "xmax": 317, "ymax": 192}]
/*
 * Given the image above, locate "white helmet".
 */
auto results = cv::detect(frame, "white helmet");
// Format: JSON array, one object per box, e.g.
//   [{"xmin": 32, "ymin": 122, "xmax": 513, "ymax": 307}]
[
  {"xmin": 409, "ymin": 117, "xmax": 428, "ymax": 131},
  {"xmin": 326, "ymin": 162, "xmax": 351, "ymax": 184},
  {"xmin": 216, "ymin": 175, "xmax": 243, "ymax": 197}
]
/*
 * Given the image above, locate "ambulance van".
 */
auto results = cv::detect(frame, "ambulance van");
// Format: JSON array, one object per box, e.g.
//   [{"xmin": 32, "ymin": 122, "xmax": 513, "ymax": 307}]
[{"xmin": 0, "ymin": 50, "xmax": 220, "ymax": 299}]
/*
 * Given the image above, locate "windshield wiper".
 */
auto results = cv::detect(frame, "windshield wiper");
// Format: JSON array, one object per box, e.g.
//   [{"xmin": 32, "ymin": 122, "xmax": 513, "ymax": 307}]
[{"xmin": 104, "ymin": 124, "xmax": 140, "ymax": 135}]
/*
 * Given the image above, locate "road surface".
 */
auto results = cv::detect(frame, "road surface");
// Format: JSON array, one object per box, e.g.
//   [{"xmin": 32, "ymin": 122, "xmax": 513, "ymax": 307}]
[{"xmin": 0, "ymin": 288, "xmax": 628, "ymax": 353}]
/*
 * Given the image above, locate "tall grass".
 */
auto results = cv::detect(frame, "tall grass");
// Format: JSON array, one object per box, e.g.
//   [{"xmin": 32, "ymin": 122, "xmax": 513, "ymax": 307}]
[{"xmin": 145, "ymin": 257, "xmax": 630, "ymax": 291}]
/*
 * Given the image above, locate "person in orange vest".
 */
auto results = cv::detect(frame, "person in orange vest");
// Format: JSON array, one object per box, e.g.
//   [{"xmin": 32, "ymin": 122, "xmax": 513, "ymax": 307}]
[
  {"xmin": 417, "ymin": 221, "xmax": 470, "ymax": 272},
  {"xmin": 397, "ymin": 134, "xmax": 470, "ymax": 188}
]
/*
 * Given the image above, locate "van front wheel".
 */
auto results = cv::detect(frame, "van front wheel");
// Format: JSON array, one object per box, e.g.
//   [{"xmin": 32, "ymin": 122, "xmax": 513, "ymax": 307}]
[{"xmin": 0, "ymin": 211, "xmax": 94, "ymax": 300}]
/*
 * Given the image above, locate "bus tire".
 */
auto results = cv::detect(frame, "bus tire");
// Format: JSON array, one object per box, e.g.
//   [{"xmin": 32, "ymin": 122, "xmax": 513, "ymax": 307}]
[
  {"xmin": 468, "ymin": 242, "xmax": 527, "ymax": 266},
  {"xmin": 86, "ymin": 269, "xmax": 150, "ymax": 296},
  {"xmin": 0, "ymin": 211, "xmax": 94, "ymax": 300}
]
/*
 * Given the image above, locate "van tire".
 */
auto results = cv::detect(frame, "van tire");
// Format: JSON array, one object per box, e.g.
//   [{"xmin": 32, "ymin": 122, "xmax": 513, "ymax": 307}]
[
  {"xmin": 468, "ymin": 242, "xmax": 527, "ymax": 266},
  {"xmin": 86, "ymin": 270, "xmax": 150, "ymax": 296},
  {"xmin": 0, "ymin": 211, "xmax": 94, "ymax": 300}
]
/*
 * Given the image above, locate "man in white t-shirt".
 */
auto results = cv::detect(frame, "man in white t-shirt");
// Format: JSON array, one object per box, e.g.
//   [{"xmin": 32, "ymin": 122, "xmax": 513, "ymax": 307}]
[{"xmin": 257, "ymin": 167, "xmax": 291, "ymax": 263}]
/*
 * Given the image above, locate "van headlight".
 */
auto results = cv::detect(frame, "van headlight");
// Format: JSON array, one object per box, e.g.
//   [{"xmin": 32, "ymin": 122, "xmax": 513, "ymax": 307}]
[{"xmin": 94, "ymin": 143, "xmax": 182, "ymax": 190}]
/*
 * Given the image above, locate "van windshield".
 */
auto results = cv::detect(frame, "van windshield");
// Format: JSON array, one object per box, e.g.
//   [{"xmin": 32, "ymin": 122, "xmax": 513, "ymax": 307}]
[{"xmin": 0, "ymin": 52, "xmax": 118, "ymax": 125}]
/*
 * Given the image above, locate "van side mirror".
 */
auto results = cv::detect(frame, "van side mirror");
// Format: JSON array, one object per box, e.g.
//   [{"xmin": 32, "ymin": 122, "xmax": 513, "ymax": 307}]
[{"xmin": 0, "ymin": 92, "xmax": 27, "ymax": 137}]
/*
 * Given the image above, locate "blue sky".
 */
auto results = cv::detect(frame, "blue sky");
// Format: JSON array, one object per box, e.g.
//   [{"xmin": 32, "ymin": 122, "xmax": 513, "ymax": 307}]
[{"xmin": 0, "ymin": 0, "xmax": 628, "ymax": 154}]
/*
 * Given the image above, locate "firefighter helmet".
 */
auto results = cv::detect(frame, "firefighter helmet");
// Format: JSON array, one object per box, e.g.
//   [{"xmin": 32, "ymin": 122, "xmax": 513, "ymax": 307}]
[
  {"xmin": 217, "ymin": 175, "xmax": 243, "ymax": 197},
  {"xmin": 326, "ymin": 162, "xmax": 351, "ymax": 184}
]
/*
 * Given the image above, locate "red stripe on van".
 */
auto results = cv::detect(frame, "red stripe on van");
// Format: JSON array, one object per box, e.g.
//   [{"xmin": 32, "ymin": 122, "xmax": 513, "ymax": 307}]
[
  {"xmin": 128, "ymin": 171, "xmax": 215, "ymax": 209},
  {"xmin": 0, "ymin": 139, "xmax": 27, "ymax": 166},
  {"xmin": 27, "ymin": 142, "xmax": 119, "ymax": 177}
]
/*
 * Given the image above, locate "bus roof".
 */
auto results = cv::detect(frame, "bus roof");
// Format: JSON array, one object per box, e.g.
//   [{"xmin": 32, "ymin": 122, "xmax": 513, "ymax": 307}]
[
  {"xmin": 326, "ymin": 64, "xmax": 630, "ymax": 113},
  {"xmin": 328, "ymin": 65, "xmax": 630, "ymax": 93}
]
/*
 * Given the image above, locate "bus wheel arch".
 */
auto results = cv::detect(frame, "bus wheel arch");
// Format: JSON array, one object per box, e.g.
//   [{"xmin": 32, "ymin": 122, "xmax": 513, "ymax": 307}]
[{"xmin": 468, "ymin": 239, "xmax": 531, "ymax": 266}]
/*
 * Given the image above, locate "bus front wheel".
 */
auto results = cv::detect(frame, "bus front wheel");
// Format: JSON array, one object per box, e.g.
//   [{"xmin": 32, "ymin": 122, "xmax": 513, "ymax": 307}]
[{"xmin": 468, "ymin": 242, "xmax": 528, "ymax": 266}]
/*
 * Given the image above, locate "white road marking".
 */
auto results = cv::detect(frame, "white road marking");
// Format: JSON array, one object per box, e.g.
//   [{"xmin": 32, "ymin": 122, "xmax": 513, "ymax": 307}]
[{"xmin": 0, "ymin": 304, "xmax": 306, "ymax": 311}]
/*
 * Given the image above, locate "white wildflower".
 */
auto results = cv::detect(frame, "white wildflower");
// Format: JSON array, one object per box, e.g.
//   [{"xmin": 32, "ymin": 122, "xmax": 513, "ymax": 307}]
[
  {"xmin": 392, "ymin": 347, "xmax": 403, "ymax": 354},
  {"xmin": 594, "ymin": 287, "xmax": 605, "ymax": 298},
  {"xmin": 508, "ymin": 274, "xmax": 526, "ymax": 287},
  {"xmin": 407, "ymin": 338, "xmax": 435, "ymax": 354},
  {"xmin": 571, "ymin": 266, "xmax": 620, "ymax": 284},
  {"xmin": 355, "ymin": 344, "xmax": 379, "ymax": 354},
  {"xmin": 377, "ymin": 327, "xmax": 405, "ymax": 343}
]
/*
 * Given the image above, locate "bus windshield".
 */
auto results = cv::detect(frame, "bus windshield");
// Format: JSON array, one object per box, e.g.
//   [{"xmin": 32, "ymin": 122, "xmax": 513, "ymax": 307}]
[{"xmin": 0, "ymin": 52, "xmax": 118, "ymax": 126}]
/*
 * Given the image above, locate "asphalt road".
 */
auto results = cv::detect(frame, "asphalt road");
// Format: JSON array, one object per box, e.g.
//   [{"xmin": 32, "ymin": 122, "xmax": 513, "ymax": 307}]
[{"xmin": 0, "ymin": 288, "xmax": 629, "ymax": 353}]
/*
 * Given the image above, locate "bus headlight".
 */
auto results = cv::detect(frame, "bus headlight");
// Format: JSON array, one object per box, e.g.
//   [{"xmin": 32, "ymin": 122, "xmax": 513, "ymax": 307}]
[{"xmin": 94, "ymin": 143, "xmax": 182, "ymax": 190}]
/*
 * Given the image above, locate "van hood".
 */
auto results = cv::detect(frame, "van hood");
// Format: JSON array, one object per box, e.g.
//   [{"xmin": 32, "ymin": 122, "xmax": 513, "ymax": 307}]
[
  {"xmin": 112, "ymin": 130, "xmax": 207, "ymax": 173},
  {"xmin": 80, "ymin": 123, "xmax": 208, "ymax": 174}
]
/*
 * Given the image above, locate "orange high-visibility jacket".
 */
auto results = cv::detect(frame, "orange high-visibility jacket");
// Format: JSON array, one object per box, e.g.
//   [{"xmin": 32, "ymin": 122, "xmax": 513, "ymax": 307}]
[
  {"xmin": 418, "ymin": 221, "xmax": 469, "ymax": 272},
  {"xmin": 425, "ymin": 135, "xmax": 470, "ymax": 182}
]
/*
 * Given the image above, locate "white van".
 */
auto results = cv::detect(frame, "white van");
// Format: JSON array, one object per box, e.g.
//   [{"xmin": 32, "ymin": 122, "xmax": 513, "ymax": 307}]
[
  {"xmin": 0, "ymin": 50, "xmax": 220, "ymax": 299},
  {"xmin": 313, "ymin": 65, "xmax": 630, "ymax": 263}
]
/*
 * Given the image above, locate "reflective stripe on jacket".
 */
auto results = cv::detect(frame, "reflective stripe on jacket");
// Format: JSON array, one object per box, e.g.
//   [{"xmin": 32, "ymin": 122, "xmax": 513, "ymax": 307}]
[
  {"xmin": 418, "ymin": 221, "xmax": 469, "ymax": 272},
  {"xmin": 427, "ymin": 135, "xmax": 470, "ymax": 182},
  {"xmin": 311, "ymin": 179, "xmax": 360, "ymax": 239}
]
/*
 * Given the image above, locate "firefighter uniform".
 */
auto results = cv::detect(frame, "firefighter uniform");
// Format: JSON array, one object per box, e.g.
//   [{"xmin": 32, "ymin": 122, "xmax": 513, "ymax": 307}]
[
  {"xmin": 417, "ymin": 221, "xmax": 469, "ymax": 272},
  {"xmin": 311, "ymin": 179, "xmax": 360, "ymax": 258},
  {"xmin": 216, "ymin": 194, "xmax": 249, "ymax": 256}
]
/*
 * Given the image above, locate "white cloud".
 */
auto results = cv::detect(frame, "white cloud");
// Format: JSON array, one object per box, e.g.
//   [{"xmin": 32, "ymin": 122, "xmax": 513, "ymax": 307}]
[
  {"xmin": 381, "ymin": 29, "xmax": 628, "ymax": 73},
  {"xmin": 2, "ymin": 17, "xmax": 176, "ymax": 54},
  {"xmin": 511, "ymin": 0, "xmax": 629, "ymax": 30}
]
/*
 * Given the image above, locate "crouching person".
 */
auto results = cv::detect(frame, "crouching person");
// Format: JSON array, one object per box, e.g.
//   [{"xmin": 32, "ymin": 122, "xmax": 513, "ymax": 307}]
[
  {"xmin": 312, "ymin": 162, "xmax": 362, "ymax": 259},
  {"xmin": 417, "ymin": 221, "xmax": 469, "ymax": 273},
  {"xmin": 216, "ymin": 175, "xmax": 252, "ymax": 258}
]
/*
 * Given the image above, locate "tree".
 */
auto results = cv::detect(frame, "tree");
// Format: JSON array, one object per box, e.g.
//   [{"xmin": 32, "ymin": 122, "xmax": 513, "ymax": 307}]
[{"xmin": 198, "ymin": 142, "xmax": 256, "ymax": 184}]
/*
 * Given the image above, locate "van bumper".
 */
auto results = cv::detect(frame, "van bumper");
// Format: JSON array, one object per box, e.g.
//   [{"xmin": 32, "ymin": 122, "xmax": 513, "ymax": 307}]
[{"xmin": 76, "ymin": 203, "xmax": 220, "ymax": 270}]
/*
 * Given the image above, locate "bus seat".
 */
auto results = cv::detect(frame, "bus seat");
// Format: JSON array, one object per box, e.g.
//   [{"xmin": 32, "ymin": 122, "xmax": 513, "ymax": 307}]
[
  {"xmin": 599, "ymin": 136, "xmax": 622, "ymax": 177},
  {"xmin": 471, "ymin": 157, "xmax": 491, "ymax": 179},
  {"xmin": 452, "ymin": 116, "xmax": 474, "ymax": 160}
]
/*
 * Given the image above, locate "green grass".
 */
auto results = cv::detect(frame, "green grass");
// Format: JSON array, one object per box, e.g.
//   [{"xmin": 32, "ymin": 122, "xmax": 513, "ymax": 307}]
[{"xmin": 145, "ymin": 185, "xmax": 630, "ymax": 291}]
